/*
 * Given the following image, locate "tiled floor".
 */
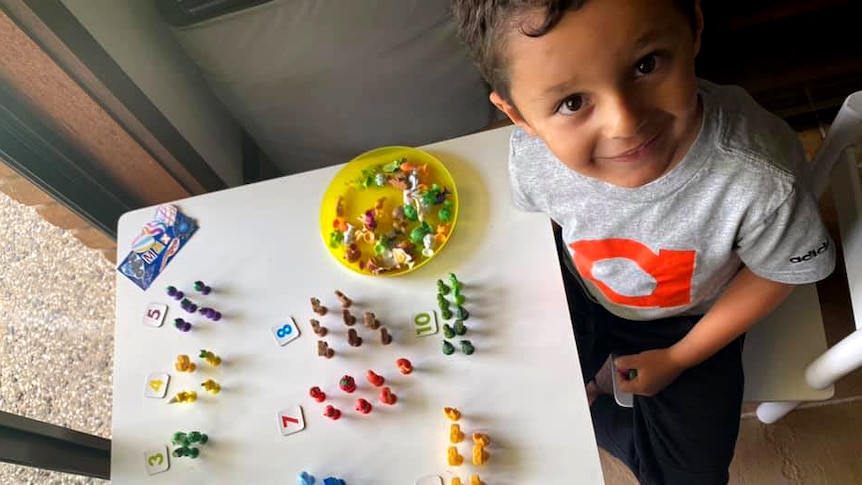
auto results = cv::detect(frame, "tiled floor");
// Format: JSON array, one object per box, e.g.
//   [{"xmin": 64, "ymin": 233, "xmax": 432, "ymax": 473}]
[{"xmin": 1, "ymin": 168, "xmax": 861, "ymax": 483}]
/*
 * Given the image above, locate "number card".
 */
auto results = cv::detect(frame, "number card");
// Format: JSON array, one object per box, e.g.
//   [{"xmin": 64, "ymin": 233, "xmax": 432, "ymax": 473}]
[
  {"xmin": 412, "ymin": 310, "xmax": 439, "ymax": 337},
  {"xmin": 277, "ymin": 405, "xmax": 306, "ymax": 436},
  {"xmin": 143, "ymin": 303, "xmax": 168, "ymax": 327},
  {"xmin": 272, "ymin": 317, "xmax": 301, "ymax": 346},
  {"xmin": 143, "ymin": 446, "xmax": 170, "ymax": 475},
  {"xmin": 144, "ymin": 373, "xmax": 170, "ymax": 399}
]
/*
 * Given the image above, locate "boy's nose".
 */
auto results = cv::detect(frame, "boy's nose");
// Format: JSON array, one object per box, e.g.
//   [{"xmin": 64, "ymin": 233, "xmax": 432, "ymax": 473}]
[{"xmin": 602, "ymin": 94, "xmax": 645, "ymax": 139}]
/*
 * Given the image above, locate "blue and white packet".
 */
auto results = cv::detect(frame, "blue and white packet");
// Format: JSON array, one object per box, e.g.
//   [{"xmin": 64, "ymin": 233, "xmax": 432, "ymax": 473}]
[{"xmin": 118, "ymin": 204, "xmax": 198, "ymax": 290}]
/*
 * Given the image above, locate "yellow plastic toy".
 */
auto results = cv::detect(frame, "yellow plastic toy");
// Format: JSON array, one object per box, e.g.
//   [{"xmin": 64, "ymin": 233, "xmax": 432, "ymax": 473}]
[
  {"xmin": 470, "ymin": 476, "xmax": 484, "ymax": 485},
  {"xmin": 168, "ymin": 390, "xmax": 197, "ymax": 404},
  {"xmin": 444, "ymin": 407, "xmax": 461, "ymax": 422},
  {"xmin": 201, "ymin": 379, "xmax": 221, "ymax": 395},
  {"xmin": 450, "ymin": 424, "xmax": 465, "ymax": 444},
  {"xmin": 447, "ymin": 446, "xmax": 464, "ymax": 467},
  {"xmin": 199, "ymin": 349, "xmax": 221, "ymax": 367},
  {"xmin": 174, "ymin": 355, "xmax": 195, "ymax": 373},
  {"xmin": 473, "ymin": 444, "xmax": 488, "ymax": 466},
  {"xmin": 472, "ymin": 433, "xmax": 491, "ymax": 447}
]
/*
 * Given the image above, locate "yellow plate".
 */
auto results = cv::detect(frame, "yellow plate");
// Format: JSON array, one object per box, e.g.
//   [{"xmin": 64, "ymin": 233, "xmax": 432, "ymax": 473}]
[{"xmin": 320, "ymin": 146, "xmax": 459, "ymax": 276}]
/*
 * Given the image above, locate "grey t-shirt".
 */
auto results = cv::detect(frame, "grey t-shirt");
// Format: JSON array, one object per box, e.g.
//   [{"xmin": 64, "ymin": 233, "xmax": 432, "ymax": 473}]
[{"xmin": 509, "ymin": 81, "xmax": 835, "ymax": 321}]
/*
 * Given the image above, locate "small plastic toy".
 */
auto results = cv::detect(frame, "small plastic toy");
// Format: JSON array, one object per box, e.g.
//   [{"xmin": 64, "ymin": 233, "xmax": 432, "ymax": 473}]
[
  {"xmin": 180, "ymin": 298, "xmax": 198, "ymax": 314},
  {"xmin": 174, "ymin": 355, "xmax": 195, "ymax": 372},
  {"xmin": 441, "ymin": 308, "xmax": 454, "ymax": 320},
  {"xmin": 447, "ymin": 446, "xmax": 464, "ymax": 466},
  {"xmin": 310, "ymin": 319, "xmax": 328, "ymax": 337},
  {"xmin": 171, "ymin": 431, "xmax": 208, "ymax": 459},
  {"xmin": 298, "ymin": 471, "xmax": 316, "ymax": 485},
  {"xmin": 317, "ymin": 340, "xmax": 335, "ymax": 359},
  {"xmin": 198, "ymin": 307, "xmax": 222, "ymax": 321},
  {"xmin": 442, "ymin": 340, "xmax": 455, "ymax": 355},
  {"xmin": 309, "ymin": 386, "xmax": 326, "ymax": 402},
  {"xmin": 323, "ymin": 478, "xmax": 346, "ymax": 485},
  {"xmin": 364, "ymin": 311, "xmax": 381, "ymax": 330},
  {"xmin": 453, "ymin": 292, "xmax": 466, "ymax": 306},
  {"xmin": 453, "ymin": 320, "xmax": 467, "ymax": 336},
  {"xmin": 448, "ymin": 273, "xmax": 462, "ymax": 291},
  {"xmin": 396, "ymin": 358, "xmax": 413, "ymax": 375},
  {"xmin": 193, "ymin": 280, "xmax": 211, "ymax": 295},
  {"xmin": 200, "ymin": 379, "xmax": 221, "ymax": 395},
  {"xmin": 442, "ymin": 324, "xmax": 455, "ymax": 339},
  {"xmin": 339, "ymin": 375, "xmax": 357, "ymax": 393},
  {"xmin": 620, "ymin": 368, "xmax": 639, "ymax": 380},
  {"xmin": 460, "ymin": 340, "xmax": 475, "ymax": 355},
  {"xmin": 473, "ymin": 433, "xmax": 491, "ymax": 447},
  {"xmin": 379, "ymin": 386, "xmax": 397, "ymax": 405},
  {"xmin": 172, "ymin": 446, "xmax": 199, "ymax": 459},
  {"xmin": 166, "ymin": 286, "xmax": 184, "ymax": 301},
  {"xmin": 324, "ymin": 405, "xmax": 342, "ymax": 420},
  {"xmin": 444, "ymin": 407, "xmax": 461, "ymax": 421},
  {"xmin": 172, "ymin": 431, "xmax": 208, "ymax": 446},
  {"xmin": 380, "ymin": 327, "xmax": 393, "ymax": 345},
  {"xmin": 355, "ymin": 398, "xmax": 373, "ymax": 414},
  {"xmin": 311, "ymin": 297, "xmax": 328, "ymax": 316},
  {"xmin": 334, "ymin": 290, "xmax": 352, "ymax": 308},
  {"xmin": 451, "ymin": 479, "xmax": 463, "ymax": 485},
  {"xmin": 456, "ymin": 306, "xmax": 469, "ymax": 320},
  {"xmin": 201, "ymin": 379, "xmax": 220, "ymax": 394},
  {"xmin": 437, "ymin": 279, "xmax": 450, "ymax": 295},
  {"xmin": 174, "ymin": 318, "xmax": 192, "ymax": 332},
  {"xmin": 366, "ymin": 370, "xmax": 385, "ymax": 387},
  {"xmin": 470, "ymin": 476, "xmax": 484, "ymax": 485},
  {"xmin": 168, "ymin": 390, "xmax": 197, "ymax": 404},
  {"xmin": 347, "ymin": 328, "xmax": 363, "ymax": 347},
  {"xmin": 199, "ymin": 349, "xmax": 221, "ymax": 367},
  {"xmin": 343, "ymin": 309, "xmax": 357, "ymax": 326},
  {"xmin": 473, "ymin": 444, "xmax": 488, "ymax": 466},
  {"xmin": 437, "ymin": 294, "xmax": 450, "ymax": 311},
  {"xmin": 450, "ymin": 424, "xmax": 465, "ymax": 443}
]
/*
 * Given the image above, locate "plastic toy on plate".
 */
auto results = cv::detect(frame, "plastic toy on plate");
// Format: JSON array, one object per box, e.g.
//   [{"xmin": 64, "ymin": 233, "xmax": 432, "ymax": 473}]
[{"xmin": 320, "ymin": 146, "xmax": 459, "ymax": 276}]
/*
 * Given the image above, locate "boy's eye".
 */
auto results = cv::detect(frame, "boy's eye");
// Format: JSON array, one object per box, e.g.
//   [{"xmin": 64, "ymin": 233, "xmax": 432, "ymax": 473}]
[
  {"xmin": 635, "ymin": 54, "xmax": 658, "ymax": 77},
  {"xmin": 557, "ymin": 95, "xmax": 585, "ymax": 115}
]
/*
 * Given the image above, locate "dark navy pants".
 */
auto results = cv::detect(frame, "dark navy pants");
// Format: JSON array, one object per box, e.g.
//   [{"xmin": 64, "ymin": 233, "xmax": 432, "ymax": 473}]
[{"xmin": 556, "ymin": 228, "xmax": 744, "ymax": 485}]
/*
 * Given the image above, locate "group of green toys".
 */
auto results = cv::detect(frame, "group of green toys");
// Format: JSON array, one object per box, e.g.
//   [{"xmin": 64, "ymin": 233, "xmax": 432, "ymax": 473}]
[
  {"xmin": 438, "ymin": 273, "xmax": 474, "ymax": 356},
  {"xmin": 171, "ymin": 431, "xmax": 209, "ymax": 459}
]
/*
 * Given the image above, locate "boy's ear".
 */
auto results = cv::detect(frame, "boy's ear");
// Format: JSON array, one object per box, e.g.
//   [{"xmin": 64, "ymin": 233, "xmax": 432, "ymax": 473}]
[
  {"xmin": 692, "ymin": 0, "xmax": 704, "ymax": 56},
  {"xmin": 490, "ymin": 92, "xmax": 536, "ymax": 136}
]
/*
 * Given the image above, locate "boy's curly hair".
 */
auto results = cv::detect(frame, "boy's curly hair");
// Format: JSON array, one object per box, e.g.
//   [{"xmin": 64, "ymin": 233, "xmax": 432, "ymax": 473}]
[{"xmin": 451, "ymin": 0, "xmax": 697, "ymax": 102}]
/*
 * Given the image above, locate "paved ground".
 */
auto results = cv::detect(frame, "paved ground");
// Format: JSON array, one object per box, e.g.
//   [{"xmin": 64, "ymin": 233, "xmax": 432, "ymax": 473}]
[{"xmin": 0, "ymin": 191, "xmax": 112, "ymax": 484}]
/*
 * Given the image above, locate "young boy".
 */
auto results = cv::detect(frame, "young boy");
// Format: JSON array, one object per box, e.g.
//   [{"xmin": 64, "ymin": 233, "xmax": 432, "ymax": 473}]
[{"xmin": 451, "ymin": 0, "xmax": 835, "ymax": 483}]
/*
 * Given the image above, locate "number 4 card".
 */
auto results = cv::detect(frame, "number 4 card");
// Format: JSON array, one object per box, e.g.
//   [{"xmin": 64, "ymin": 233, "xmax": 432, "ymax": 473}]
[{"xmin": 144, "ymin": 373, "xmax": 170, "ymax": 399}]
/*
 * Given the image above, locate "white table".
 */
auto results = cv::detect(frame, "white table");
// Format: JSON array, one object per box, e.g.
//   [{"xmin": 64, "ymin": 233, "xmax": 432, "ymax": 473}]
[{"xmin": 112, "ymin": 126, "xmax": 605, "ymax": 484}]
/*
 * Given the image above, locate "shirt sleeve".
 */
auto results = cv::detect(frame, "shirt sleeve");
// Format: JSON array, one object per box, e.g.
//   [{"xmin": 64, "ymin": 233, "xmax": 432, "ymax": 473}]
[
  {"xmin": 736, "ymin": 183, "xmax": 835, "ymax": 284},
  {"xmin": 508, "ymin": 129, "xmax": 541, "ymax": 212}
]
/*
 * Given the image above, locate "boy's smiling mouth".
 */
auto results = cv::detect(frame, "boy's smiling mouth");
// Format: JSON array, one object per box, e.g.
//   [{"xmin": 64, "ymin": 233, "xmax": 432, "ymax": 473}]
[{"xmin": 595, "ymin": 129, "xmax": 663, "ymax": 163}]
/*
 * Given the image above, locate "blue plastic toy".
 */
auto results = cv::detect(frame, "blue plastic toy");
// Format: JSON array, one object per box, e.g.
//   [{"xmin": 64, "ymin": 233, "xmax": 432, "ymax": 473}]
[{"xmin": 297, "ymin": 471, "xmax": 315, "ymax": 485}]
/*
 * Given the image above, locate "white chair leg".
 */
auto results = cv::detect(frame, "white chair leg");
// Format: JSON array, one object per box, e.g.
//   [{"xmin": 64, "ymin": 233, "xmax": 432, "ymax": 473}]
[
  {"xmin": 805, "ymin": 328, "xmax": 862, "ymax": 389},
  {"xmin": 756, "ymin": 401, "xmax": 801, "ymax": 424}
]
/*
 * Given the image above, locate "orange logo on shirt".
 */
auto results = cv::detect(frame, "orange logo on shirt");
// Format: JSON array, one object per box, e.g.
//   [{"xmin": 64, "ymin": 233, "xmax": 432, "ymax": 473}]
[{"xmin": 569, "ymin": 239, "xmax": 695, "ymax": 308}]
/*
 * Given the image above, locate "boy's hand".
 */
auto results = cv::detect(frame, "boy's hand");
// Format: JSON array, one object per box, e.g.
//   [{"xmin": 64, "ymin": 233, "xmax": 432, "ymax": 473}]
[{"xmin": 614, "ymin": 349, "xmax": 688, "ymax": 396}]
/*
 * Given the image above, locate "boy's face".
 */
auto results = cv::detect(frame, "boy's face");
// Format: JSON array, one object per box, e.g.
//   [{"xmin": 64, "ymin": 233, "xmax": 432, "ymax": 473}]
[{"xmin": 492, "ymin": 0, "xmax": 703, "ymax": 188}]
